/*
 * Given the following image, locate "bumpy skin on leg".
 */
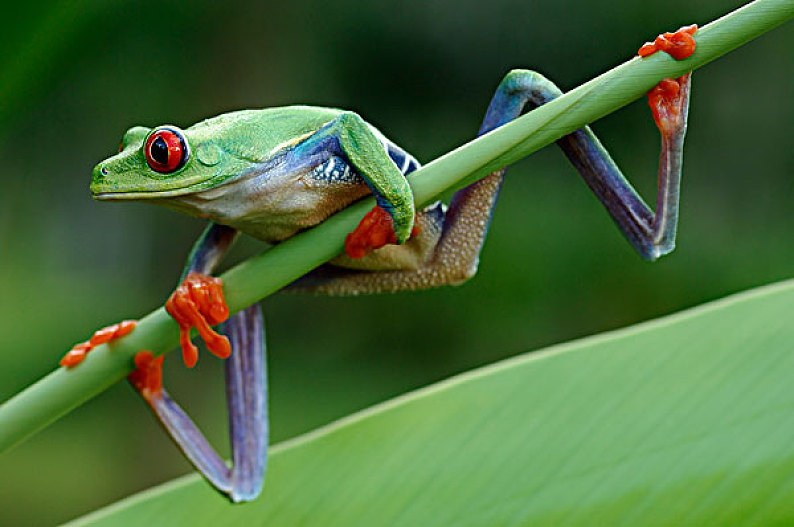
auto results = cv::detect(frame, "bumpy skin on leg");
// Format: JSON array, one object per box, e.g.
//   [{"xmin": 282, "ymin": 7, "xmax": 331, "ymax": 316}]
[
  {"xmin": 287, "ymin": 68, "xmax": 691, "ymax": 295},
  {"xmin": 130, "ymin": 223, "xmax": 270, "ymax": 502}
]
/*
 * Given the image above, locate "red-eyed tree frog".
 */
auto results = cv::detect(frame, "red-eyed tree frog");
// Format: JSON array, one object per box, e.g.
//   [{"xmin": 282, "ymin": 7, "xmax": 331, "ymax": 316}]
[{"xmin": 60, "ymin": 26, "xmax": 697, "ymax": 502}]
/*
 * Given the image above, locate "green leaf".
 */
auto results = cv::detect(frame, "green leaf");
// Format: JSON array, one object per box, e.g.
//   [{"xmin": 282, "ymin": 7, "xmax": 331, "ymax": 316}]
[{"xmin": 72, "ymin": 280, "xmax": 794, "ymax": 526}]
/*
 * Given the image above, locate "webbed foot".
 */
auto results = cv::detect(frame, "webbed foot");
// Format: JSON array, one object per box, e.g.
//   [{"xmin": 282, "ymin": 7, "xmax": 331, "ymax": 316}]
[
  {"xmin": 60, "ymin": 320, "xmax": 137, "ymax": 367},
  {"xmin": 165, "ymin": 271, "xmax": 231, "ymax": 368}
]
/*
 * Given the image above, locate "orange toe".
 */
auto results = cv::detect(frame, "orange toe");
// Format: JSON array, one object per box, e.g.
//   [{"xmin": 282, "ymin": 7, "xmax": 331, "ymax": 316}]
[
  {"xmin": 345, "ymin": 206, "xmax": 419, "ymax": 259},
  {"xmin": 638, "ymin": 24, "xmax": 697, "ymax": 60},
  {"xmin": 165, "ymin": 272, "xmax": 231, "ymax": 368},
  {"xmin": 648, "ymin": 73, "xmax": 691, "ymax": 136},
  {"xmin": 60, "ymin": 320, "xmax": 137, "ymax": 368},
  {"xmin": 127, "ymin": 350, "xmax": 164, "ymax": 402},
  {"xmin": 60, "ymin": 342, "xmax": 92, "ymax": 367}
]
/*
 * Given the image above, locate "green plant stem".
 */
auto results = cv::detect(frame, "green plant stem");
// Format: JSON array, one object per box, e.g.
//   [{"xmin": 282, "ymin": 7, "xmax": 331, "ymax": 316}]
[{"xmin": 0, "ymin": 0, "xmax": 791, "ymax": 454}]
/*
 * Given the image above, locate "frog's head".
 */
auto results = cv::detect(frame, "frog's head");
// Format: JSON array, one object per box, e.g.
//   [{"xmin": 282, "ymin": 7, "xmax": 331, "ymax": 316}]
[{"xmin": 91, "ymin": 122, "xmax": 253, "ymax": 200}]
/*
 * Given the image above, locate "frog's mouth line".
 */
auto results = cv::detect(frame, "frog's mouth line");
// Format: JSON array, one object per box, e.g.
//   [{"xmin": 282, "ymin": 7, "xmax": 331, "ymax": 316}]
[
  {"xmin": 92, "ymin": 177, "xmax": 237, "ymax": 199},
  {"xmin": 93, "ymin": 188, "xmax": 197, "ymax": 200},
  {"xmin": 91, "ymin": 170, "xmax": 253, "ymax": 201}
]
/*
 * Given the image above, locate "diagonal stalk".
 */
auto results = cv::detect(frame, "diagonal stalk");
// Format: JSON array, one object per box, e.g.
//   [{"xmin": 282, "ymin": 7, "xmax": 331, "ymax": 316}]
[{"xmin": 1, "ymin": 0, "xmax": 791, "ymax": 454}]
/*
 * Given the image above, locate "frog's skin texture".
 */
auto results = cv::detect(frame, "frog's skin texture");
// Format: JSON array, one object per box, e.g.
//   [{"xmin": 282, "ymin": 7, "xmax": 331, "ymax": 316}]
[{"xmin": 70, "ymin": 26, "xmax": 696, "ymax": 504}]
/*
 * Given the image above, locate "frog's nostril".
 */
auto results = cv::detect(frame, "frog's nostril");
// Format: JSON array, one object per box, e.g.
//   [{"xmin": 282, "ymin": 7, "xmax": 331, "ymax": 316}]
[{"xmin": 101, "ymin": 167, "xmax": 108, "ymax": 176}]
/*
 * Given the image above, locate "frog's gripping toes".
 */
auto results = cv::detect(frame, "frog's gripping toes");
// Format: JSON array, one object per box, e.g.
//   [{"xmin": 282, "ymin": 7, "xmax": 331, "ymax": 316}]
[
  {"xmin": 345, "ymin": 205, "xmax": 421, "ymax": 259},
  {"xmin": 638, "ymin": 24, "xmax": 697, "ymax": 60},
  {"xmin": 165, "ymin": 271, "xmax": 231, "ymax": 368},
  {"xmin": 73, "ymin": 24, "xmax": 697, "ymax": 503},
  {"xmin": 60, "ymin": 320, "xmax": 136, "ymax": 367}
]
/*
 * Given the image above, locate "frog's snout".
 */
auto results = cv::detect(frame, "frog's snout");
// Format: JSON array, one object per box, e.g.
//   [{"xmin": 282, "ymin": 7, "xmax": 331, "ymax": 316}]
[
  {"xmin": 91, "ymin": 162, "xmax": 125, "ymax": 199},
  {"xmin": 90, "ymin": 163, "xmax": 109, "ymax": 197}
]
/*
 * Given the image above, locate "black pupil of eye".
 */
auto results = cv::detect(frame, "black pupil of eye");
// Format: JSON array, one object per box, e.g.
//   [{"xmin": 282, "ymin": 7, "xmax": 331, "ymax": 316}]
[{"xmin": 150, "ymin": 136, "xmax": 170, "ymax": 165}]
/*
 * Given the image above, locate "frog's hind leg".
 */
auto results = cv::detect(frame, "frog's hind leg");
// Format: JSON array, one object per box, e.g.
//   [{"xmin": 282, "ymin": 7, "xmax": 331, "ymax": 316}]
[
  {"xmin": 129, "ymin": 222, "xmax": 269, "ymax": 502},
  {"xmin": 287, "ymin": 68, "xmax": 691, "ymax": 295},
  {"xmin": 129, "ymin": 305, "xmax": 267, "ymax": 502}
]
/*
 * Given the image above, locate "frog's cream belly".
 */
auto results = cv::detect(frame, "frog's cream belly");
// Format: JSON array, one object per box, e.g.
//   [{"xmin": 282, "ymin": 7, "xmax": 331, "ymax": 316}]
[{"xmin": 167, "ymin": 156, "xmax": 371, "ymax": 243}]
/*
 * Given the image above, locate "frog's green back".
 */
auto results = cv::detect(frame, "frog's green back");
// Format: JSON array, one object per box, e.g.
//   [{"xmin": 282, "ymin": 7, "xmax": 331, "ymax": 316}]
[{"xmin": 187, "ymin": 106, "xmax": 343, "ymax": 162}]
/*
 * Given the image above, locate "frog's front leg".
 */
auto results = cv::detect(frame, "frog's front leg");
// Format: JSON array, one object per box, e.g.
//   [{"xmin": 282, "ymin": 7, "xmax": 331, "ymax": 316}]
[
  {"xmin": 130, "ymin": 222, "xmax": 269, "ymax": 502},
  {"xmin": 293, "ymin": 111, "xmax": 416, "ymax": 248}
]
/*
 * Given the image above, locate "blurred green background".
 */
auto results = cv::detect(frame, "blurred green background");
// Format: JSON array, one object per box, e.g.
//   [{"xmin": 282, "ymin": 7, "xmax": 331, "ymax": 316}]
[{"xmin": 0, "ymin": 0, "xmax": 790, "ymax": 524}]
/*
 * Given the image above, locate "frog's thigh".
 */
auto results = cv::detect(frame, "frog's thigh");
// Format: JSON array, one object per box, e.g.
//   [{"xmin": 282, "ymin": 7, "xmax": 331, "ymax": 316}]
[{"xmin": 284, "ymin": 202, "xmax": 453, "ymax": 295}]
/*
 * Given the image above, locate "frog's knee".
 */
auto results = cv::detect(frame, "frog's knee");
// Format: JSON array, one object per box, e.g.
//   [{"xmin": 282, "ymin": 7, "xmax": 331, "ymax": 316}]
[{"xmin": 501, "ymin": 69, "xmax": 562, "ymax": 100}]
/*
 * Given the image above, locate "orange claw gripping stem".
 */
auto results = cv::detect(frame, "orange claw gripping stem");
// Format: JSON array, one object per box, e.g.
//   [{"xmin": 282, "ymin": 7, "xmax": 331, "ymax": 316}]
[
  {"xmin": 60, "ymin": 320, "xmax": 137, "ymax": 367},
  {"xmin": 165, "ymin": 271, "xmax": 231, "ymax": 368},
  {"xmin": 638, "ymin": 24, "xmax": 697, "ymax": 60},
  {"xmin": 127, "ymin": 350, "xmax": 164, "ymax": 402},
  {"xmin": 648, "ymin": 74, "xmax": 691, "ymax": 135},
  {"xmin": 345, "ymin": 205, "xmax": 420, "ymax": 259}
]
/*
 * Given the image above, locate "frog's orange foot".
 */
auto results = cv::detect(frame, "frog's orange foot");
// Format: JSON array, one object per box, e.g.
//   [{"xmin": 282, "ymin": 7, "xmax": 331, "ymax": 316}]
[
  {"xmin": 638, "ymin": 24, "xmax": 697, "ymax": 60},
  {"xmin": 127, "ymin": 350, "xmax": 164, "ymax": 403},
  {"xmin": 60, "ymin": 320, "xmax": 137, "ymax": 368},
  {"xmin": 345, "ymin": 205, "xmax": 420, "ymax": 259},
  {"xmin": 648, "ymin": 73, "xmax": 691, "ymax": 136},
  {"xmin": 165, "ymin": 271, "xmax": 231, "ymax": 368}
]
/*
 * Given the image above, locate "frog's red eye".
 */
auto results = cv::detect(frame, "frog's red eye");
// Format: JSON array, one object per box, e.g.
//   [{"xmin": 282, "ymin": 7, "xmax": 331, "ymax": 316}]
[{"xmin": 144, "ymin": 128, "xmax": 189, "ymax": 173}]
